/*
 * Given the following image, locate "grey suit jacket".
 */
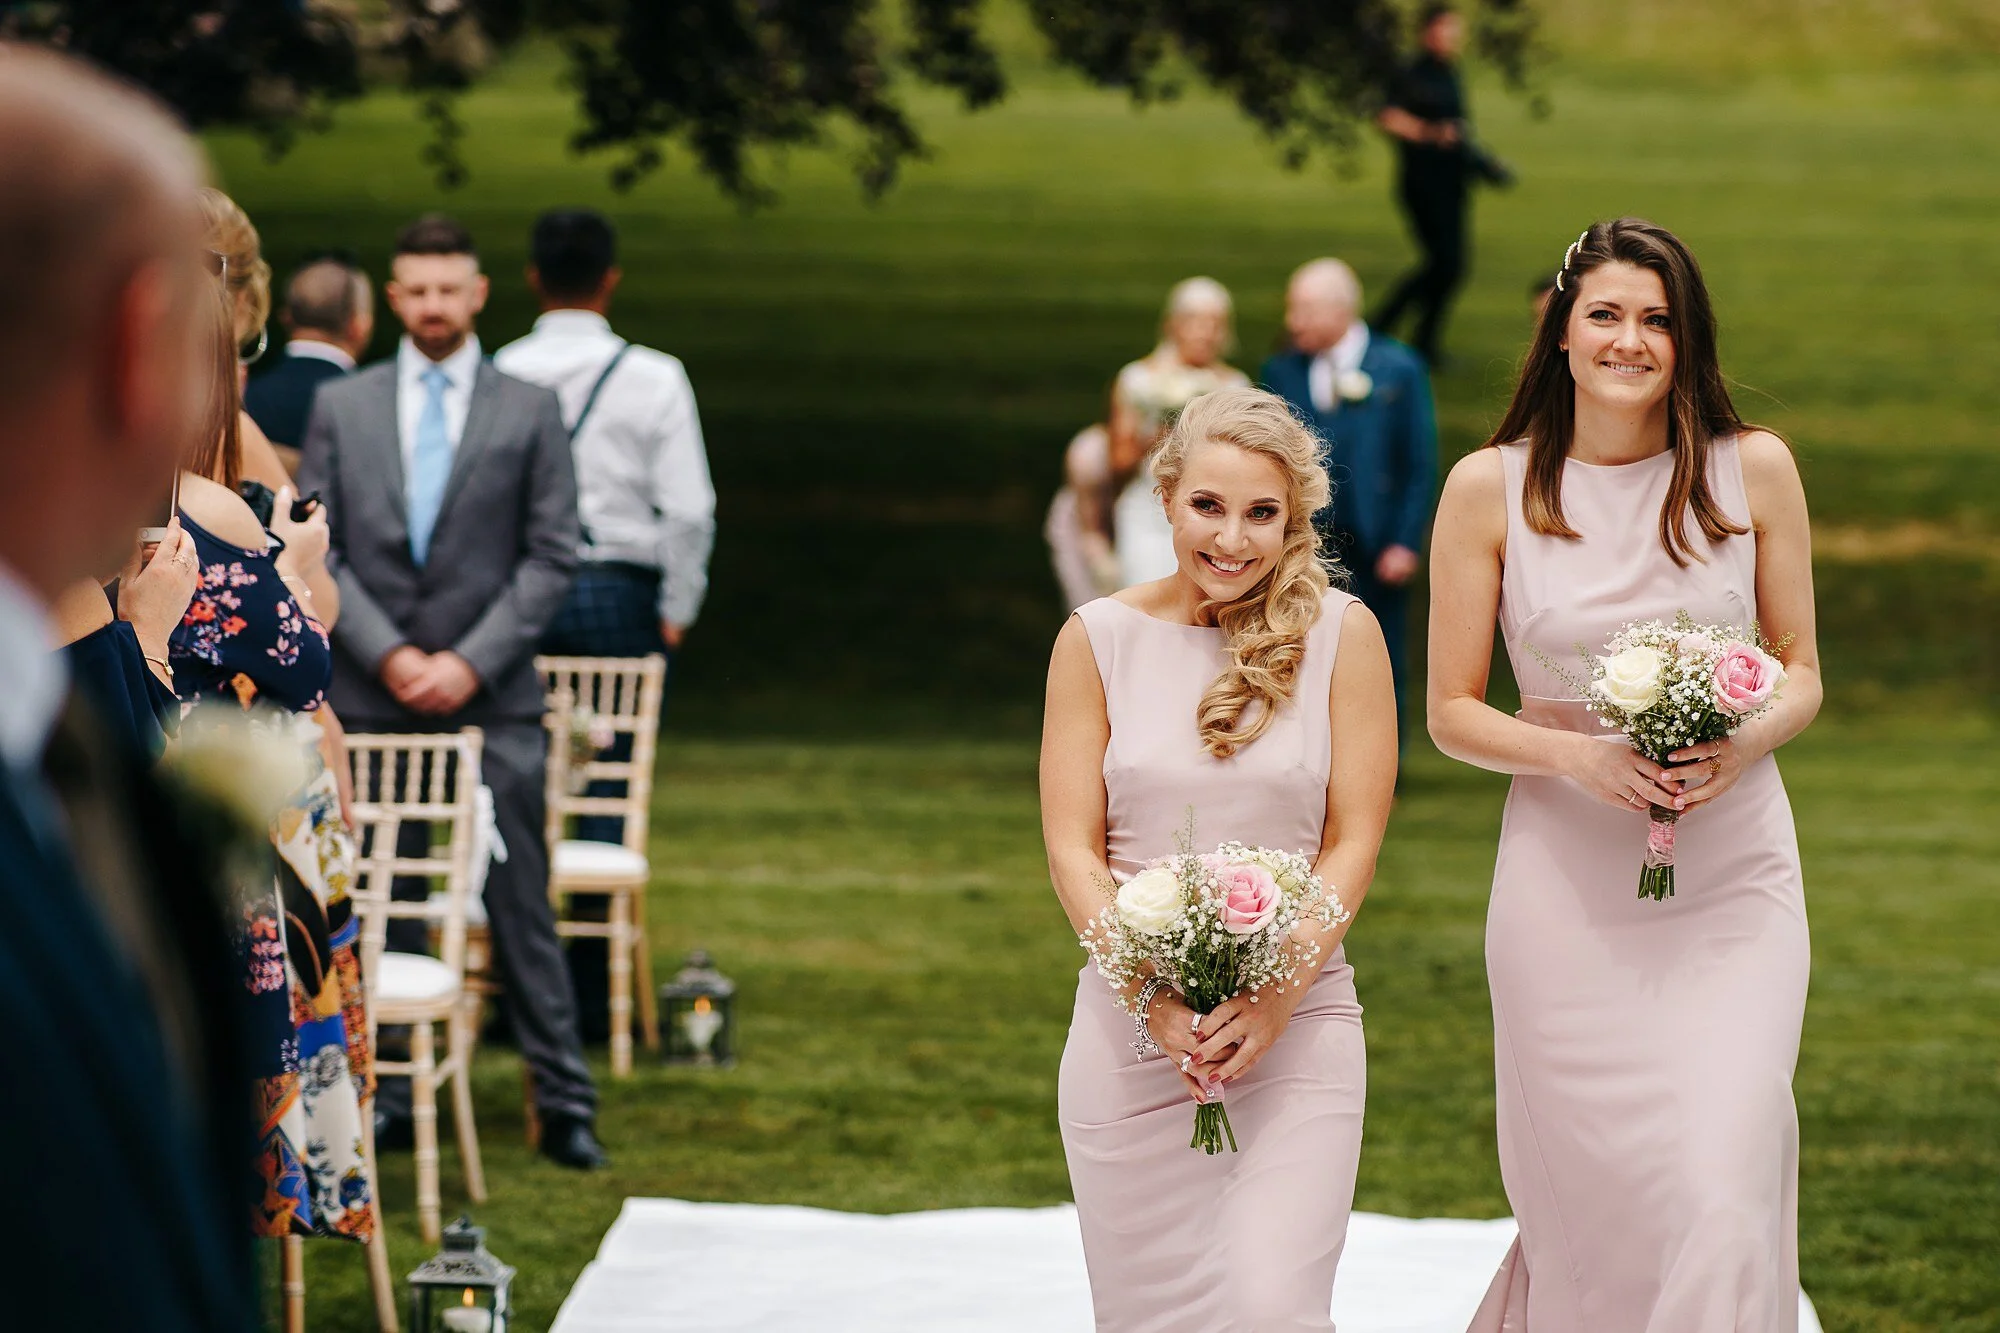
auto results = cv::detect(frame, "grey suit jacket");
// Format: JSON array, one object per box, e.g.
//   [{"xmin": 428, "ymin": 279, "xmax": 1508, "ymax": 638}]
[{"xmin": 298, "ymin": 358, "xmax": 580, "ymax": 727}]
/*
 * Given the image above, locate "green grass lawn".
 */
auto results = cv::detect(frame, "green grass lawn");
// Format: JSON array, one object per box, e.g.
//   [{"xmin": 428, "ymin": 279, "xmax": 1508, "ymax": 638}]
[
  {"xmin": 207, "ymin": 22, "xmax": 2000, "ymax": 731},
  {"xmin": 296, "ymin": 728, "xmax": 2000, "ymax": 1331},
  {"xmin": 218, "ymin": 9, "xmax": 2000, "ymax": 1328}
]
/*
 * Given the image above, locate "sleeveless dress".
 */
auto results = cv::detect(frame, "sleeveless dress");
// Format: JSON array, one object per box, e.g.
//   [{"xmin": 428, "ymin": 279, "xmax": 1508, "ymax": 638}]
[
  {"xmin": 1468, "ymin": 442, "xmax": 1809, "ymax": 1331},
  {"xmin": 170, "ymin": 512, "xmax": 378, "ymax": 1242},
  {"xmin": 1059, "ymin": 590, "xmax": 1366, "ymax": 1332}
]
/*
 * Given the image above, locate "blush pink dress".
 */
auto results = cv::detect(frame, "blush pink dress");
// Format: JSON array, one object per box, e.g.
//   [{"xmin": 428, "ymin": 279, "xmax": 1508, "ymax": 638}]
[
  {"xmin": 1059, "ymin": 590, "xmax": 1366, "ymax": 1333},
  {"xmin": 1468, "ymin": 440, "xmax": 1810, "ymax": 1331}
]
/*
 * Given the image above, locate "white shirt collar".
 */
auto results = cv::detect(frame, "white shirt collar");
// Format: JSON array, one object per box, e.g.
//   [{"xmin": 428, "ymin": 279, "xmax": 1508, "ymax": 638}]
[
  {"xmin": 285, "ymin": 339, "xmax": 356, "ymax": 370},
  {"xmin": 530, "ymin": 308, "xmax": 615, "ymax": 339},
  {"xmin": 0, "ymin": 560, "xmax": 67, "ymax": 772},
  {"xmin": 1322, "ymin": 320, "xmax": 1371, "ymax": 376},
  {"xmin": 397, "ymin": 333, "xmax": 483, "ymax": 388}
]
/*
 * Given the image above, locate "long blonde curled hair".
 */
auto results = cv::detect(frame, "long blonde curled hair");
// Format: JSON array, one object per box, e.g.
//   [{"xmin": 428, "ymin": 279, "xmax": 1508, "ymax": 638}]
[{"xmin": 1150, "ymin": 386, "xmax": 1336, "ymax": 759}]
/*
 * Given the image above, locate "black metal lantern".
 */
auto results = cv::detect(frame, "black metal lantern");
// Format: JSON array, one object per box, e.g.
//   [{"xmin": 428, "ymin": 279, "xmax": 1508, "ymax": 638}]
[
  {"xmin": 660, "ymin": 949, "xmax": 736, "ymax": 1067},
  {"xmin": 408, "ymin": 1216, "xmax": 515, "ymax": 1333}
]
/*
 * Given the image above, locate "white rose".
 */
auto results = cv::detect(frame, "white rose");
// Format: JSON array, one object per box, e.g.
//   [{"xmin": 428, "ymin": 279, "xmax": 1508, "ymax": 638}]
[
  {"xmin": 1596, "ymin": 645, "xmax": 1667, "ymax": 713},
  {"xmin": 1115, "ymin": 866, "xmax": 1184, "ymax": 935},
  {"xmin": 1336, "ymin": 369, "xmax": 1374, "ymax": 403}
]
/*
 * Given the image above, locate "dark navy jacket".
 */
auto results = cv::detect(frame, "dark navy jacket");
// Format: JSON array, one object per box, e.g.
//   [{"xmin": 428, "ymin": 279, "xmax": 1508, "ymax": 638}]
[
  {"xmin": 1260, "ymin": 333, "xmax": 1438, "ymax": 556},
  {"xmin": 244, "ymin": 347, "xmax": 350, "ymax": 449}
]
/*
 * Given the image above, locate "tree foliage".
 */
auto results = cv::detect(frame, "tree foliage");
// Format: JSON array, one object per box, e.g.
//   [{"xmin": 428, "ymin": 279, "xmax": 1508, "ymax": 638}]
[{"xmin": 4, "ymin": 0, "xmax": 1536, "ymax": 199}]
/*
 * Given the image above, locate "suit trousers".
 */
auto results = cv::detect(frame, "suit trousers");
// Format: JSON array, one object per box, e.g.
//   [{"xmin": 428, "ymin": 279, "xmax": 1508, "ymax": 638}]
[
  {"xmin": 378, "ymin": 719, "xmax": 596, "ymax": 1123},
  {"xmin": 1375, "ymin": 169, "xmax": 1468, "ymax": 362},
  {"xmin": 1331, "ymin": 530, "xmax": 1412, "ymax": 749}
]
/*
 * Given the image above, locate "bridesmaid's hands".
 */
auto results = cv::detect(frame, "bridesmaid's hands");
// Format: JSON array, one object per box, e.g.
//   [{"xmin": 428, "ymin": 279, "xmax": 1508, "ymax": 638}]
[
  {"xmin": 1661, "ymin": 736, "xmax": 1748, "ymax": 808},
  {"xmin": 1146, "ymin": 992, "xmax": 1228, "ymax": 1104},
  {"xmin": 1191, "ymin": 983, "xmax": 1307, "ymax": 1086},
  {"xmin": 1566, "ymin": 734, "xmax": 1685, "ymax": 814}
]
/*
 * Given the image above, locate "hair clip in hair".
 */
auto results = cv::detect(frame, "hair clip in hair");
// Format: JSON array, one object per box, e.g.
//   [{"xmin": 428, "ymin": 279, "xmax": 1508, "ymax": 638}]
[{"xmin": 1554, "ymin": 228, "xmax": 1591, "ymax": 294}]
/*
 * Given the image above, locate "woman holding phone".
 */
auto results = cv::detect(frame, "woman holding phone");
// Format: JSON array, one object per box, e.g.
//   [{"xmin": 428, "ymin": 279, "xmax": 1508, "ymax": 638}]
[{"xmin": 169, "ymin": 280, "xmax": 380, "ymax": 1243}]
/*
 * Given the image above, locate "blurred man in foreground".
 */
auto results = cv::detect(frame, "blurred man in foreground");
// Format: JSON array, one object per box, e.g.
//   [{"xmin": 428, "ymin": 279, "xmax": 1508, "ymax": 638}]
[{"xmin": 0, "ymin": 45, "xmax": 256, "ymax": 1332}]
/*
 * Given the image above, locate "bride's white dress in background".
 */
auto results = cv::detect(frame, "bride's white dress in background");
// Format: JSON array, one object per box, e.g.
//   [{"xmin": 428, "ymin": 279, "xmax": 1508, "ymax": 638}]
[{"xmin": 1110, "ymin": 357, "xmax": 1247, "ymax": 587}]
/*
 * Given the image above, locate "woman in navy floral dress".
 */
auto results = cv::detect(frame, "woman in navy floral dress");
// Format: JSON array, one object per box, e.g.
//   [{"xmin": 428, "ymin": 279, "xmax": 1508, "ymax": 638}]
[{"xmin": 170, "ymin": 285, "xmax": 376, "ymax": 1243}]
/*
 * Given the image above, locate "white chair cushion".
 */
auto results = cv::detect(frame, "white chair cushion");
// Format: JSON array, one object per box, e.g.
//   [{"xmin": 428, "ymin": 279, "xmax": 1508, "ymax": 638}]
[
  {"xmin": 553, "ymin": 839, "xmax": 649, "ymax": 884},
  {"xmin": 376, "ymin": 951, "xmax": 461, "ymax": 1004}
]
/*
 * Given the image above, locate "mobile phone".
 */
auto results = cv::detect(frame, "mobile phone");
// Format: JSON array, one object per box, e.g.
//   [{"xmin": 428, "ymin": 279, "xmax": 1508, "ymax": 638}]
[{"xmin": 138, "ymin": 470, "xmax": 182, "ymax": 564}]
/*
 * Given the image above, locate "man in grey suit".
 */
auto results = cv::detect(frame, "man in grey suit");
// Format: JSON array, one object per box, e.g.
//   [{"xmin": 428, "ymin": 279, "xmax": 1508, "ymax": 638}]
[{"xmin": 299, "ymin": 214, "xmax": 606, "ymax": 1169}]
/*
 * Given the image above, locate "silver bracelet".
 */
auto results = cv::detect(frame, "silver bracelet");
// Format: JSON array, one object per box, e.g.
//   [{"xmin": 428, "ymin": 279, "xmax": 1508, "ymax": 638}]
[{"xmin": 1130, "ymin": 977, "xmax": 1170, "ymax": 1060}]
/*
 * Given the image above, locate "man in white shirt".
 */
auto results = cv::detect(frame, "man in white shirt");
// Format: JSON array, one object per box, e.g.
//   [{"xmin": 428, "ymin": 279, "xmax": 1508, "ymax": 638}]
[{"xmin": 495, "ymin": 208, "xmax": 716, "ymax": 664}]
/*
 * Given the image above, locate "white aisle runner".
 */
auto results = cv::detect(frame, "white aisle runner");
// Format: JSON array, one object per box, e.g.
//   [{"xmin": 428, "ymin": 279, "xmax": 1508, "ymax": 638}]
[{"xmin": 552, "ymin": 1199, "xmax": 1823, "ymax": 1332}]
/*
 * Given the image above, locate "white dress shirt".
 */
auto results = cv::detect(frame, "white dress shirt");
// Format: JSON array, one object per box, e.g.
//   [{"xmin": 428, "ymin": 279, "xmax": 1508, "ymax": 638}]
[
  {"xmin": 396, "ymin": 334, "xmax": 483, "ymax": 477},
  {"xmin": 0, "ymin": 559, "xmax": 66, "ymax": 773},
  {"xmin": 1308, "ymin": 321, "xmax": 1372, "ymax": 414},
  {"xmin": 494, "ymin": 310, "xmax": 716, "ymax": 628},
  {"xmin": 284, "ymin": 339, "xmax": 356, "ymax": 370}
]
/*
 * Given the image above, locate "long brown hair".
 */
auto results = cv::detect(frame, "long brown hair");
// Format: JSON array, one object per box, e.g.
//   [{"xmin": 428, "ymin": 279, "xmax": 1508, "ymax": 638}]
[
  {"xmin": 1150, "ymin": 387, "xmax": 1333, "ymax": 759},
  {"xmin": 1486, "ymin": 217, "xmax": 1750, "ymax": 565},
  {"xmin": 186, "ymin": 280, "xmax": 242, "ymax": 488}
]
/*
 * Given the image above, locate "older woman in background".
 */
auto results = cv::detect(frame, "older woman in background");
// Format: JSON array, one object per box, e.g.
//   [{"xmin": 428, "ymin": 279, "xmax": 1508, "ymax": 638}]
[{"xmin": 1105, "ymin": 277, "xmax": 1251, "ymax": 587}]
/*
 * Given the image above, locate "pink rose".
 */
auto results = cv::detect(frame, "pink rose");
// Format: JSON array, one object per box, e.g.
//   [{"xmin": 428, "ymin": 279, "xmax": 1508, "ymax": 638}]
[
  {"xmin": 1712, "ymin": 641, "xmax": 1783, "ymax": 715},
  {"xmin": 1215, "ymin": 862, "xmax": 1280, "ymax": 935}
]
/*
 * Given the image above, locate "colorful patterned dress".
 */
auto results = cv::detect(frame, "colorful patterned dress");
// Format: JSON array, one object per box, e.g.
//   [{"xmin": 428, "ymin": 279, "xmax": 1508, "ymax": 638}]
[{"xmin": 169, "ymin": 511, "xmax": 377, "ymax": 1242}]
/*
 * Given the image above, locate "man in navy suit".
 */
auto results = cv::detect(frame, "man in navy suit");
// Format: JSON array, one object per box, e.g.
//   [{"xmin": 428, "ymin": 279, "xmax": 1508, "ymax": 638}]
[
  {"xmin": 0, "ymin": 49, "xmax": 256, "ymax": 1332},
  {"xmin": 245, "ymin": 254, "xmax": 373, "ymax": 466},
  {"xmin": 1261, "ymin": 258, "xmax": 1438, "ymax": 743}
]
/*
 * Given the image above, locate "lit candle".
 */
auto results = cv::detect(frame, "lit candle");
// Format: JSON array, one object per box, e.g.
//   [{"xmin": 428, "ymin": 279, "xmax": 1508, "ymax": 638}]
[
  {"xmin": 682, "ymin": 995, "xmax": 724, "ymax": 1056},
  {"xmin": 440, "ymin": 1297, "xmax": 493, "ymax": 1333}
]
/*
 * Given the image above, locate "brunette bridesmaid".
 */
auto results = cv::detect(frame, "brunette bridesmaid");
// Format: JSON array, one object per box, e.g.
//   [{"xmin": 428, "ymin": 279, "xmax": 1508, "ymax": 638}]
[
  {"xmin": 1041, "ymin": 387, "xmax": 1398, "ymax": 1330},
  {"xmin": 1427, "ymin": 218, "xmax": 1821, "ymax": 1330}
]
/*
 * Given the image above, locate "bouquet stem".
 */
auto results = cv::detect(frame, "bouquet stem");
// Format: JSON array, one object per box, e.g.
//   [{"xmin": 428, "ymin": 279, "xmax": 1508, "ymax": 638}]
[
  {"xmin": 1640, "ymin": 806, "xmax": 1680, "ymax": 900},
  {"xmin": 1190, "ymin": 1084, "xmax": 1237, "ymax": 1155}
]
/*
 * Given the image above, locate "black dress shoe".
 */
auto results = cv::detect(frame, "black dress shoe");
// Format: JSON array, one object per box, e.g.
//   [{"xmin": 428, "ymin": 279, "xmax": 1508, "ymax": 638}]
[
  {"xmin": 539, "ymin": 1115, "xmax": 609, "ymax": 1171},
  {"xmin": 373, "ymin": 1110, "xmax": 413, "ymax": 1153}
]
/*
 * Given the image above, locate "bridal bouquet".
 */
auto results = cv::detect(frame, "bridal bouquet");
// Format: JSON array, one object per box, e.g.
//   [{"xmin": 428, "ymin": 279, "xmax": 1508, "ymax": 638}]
[
  {"xmin": 1080, "ymin": 837, "xmax": 1349, "ymax": 1154},
  {"xmin": 1541, "ymin": 613, "xmax": 1789, "ymax": 900},
  {"xmin": 1129, "ymin": 366, "xmax": 1233, "ymax": 429}
]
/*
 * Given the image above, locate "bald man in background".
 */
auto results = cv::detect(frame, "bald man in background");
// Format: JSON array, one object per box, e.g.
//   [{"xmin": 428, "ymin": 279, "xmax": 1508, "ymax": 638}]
[
  {"xmin": 246, "ymin": 255, "xmax": 374, "ymax": 467},
  {"xmin": 1262, "ymin": 258, "xmax": 1438, "ymax": 746},
  {"xmin": 0, "ymin": 46, "xmax": 257, "ymax": 1331}
]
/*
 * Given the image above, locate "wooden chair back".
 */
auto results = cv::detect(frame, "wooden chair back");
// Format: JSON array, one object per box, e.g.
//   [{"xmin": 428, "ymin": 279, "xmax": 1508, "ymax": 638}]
[
  {"xmin": 341, "ymin": 728, "xmax": 485, "ymax": 982},
  {"xmin": 534, "ymin": 654, "xmax": 666, "ymax": 852}
]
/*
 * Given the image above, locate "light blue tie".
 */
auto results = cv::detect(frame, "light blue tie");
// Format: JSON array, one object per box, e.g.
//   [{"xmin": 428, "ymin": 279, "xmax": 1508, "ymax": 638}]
[{"xmin": 407, "ymin": 365, "xmax": 453, "ymax": 567}]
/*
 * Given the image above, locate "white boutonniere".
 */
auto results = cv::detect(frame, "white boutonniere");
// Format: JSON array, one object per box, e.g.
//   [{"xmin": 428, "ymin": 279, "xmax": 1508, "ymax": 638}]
[{"xmin": 1336, "ymin": 369, "xmax": 1374, "ymax": 404}]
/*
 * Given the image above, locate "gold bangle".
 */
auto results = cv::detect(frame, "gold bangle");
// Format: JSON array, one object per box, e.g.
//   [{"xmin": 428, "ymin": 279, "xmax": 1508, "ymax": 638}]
[
  {"xmin": 143, "ymin": 654, "xmax": 175, "ymax": 685},
  {"xmin": 279, "ymin": 573, "xmax": 314, "ymax": 598}
]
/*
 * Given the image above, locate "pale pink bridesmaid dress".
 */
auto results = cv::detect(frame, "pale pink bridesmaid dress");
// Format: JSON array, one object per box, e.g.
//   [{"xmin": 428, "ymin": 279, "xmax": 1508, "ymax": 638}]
[
  {"xmin": 1059, "ymin": 590, "xmax": 1367, "ymax": 1333},
  {"xmin": 1468, "ymin": 440, "xmax": 1809, "ymax": 1331}
]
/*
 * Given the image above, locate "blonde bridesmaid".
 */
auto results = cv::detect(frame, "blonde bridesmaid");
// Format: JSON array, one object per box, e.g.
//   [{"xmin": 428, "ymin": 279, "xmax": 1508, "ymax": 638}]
[
  {"xmin": 1428, "ymin": 218, "xmax": 1821, "ymax": 1330},
  {"xmin": 1042, "ymin": 387, "xmax": 1398, "ymax": 1330}
]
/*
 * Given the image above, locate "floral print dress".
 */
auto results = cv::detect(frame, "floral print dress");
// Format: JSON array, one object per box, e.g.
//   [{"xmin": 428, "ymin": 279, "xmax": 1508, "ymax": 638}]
[{"xmin": 169, "ymin": 512, "xmax": 376, "ymax": 1243}]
